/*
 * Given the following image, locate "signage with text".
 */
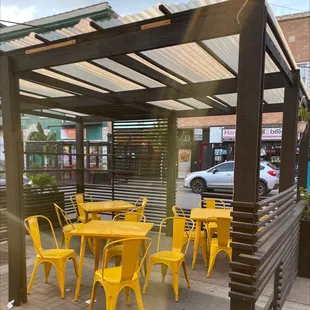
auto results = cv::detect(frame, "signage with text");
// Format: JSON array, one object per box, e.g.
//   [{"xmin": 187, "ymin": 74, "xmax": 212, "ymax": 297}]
[
  {"xmin": 222, "ymin": 127, "xmax": 282, "ymax": 141},
  {"xmin": 61, "ymin": 128, "xmax": 86, "ymax": 140}
]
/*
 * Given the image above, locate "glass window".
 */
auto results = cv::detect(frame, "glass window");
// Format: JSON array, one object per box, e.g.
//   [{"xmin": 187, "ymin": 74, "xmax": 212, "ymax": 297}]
[{"xmin": 216, "ymin": 162, "xmax": 234, "ymax": 172}]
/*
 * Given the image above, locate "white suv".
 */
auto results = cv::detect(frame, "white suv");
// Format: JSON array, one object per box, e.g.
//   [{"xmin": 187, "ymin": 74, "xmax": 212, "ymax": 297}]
[{"xmin": 184, "ymin": 161, "xmax": 279, "ymax": 196}]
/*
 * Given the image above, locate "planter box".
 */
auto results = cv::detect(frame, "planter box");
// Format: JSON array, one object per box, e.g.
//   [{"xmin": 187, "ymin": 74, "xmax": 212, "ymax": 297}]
[
  {"xmin": 298, "ymin": 219, "xmax": 310, "ymax": 278},
  {"xmin": 24, "ymin": 191, "xmax": 65, "ymax": 229}
]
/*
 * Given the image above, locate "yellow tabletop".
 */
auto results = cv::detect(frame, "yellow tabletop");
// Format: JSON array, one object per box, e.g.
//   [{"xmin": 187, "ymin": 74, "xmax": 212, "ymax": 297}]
[
  {"xmin": 70, "ymin": 220, "xmax": 154, "ymax": 238},
  {"xmin": 79, "ymin": 200, "xmax": 135, "ymax": 213},
  {"xmin": 190, "ymin": 208, "xmax": 231, "ymax": 221}
]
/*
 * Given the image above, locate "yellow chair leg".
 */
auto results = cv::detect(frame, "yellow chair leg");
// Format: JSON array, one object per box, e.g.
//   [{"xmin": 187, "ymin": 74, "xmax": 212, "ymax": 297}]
[
  {"xmin": 161, "ymin": 264, "xmax": 168, "ymax": 283},
  {"xmin": 55, "ymin": 264, "xmax": 65, "ymax": 298},
  {"xmin": 125, "ymin": 287, "xmax": 130, "ymax": 305},
  {"xmin": 71, "ymin": 256, "xmax": 78, "ymax": 277},
  {"xmin": 88, "ymin": 281, "xmax": 99, "ymax": 310},
  {"xmin": 199, "ymin": 238, "xmax": 208, "ymax": 267},
  {"xmin": 27, "ymin": 260, "xmax": 40, "ymax": 294},
  {"xmin": 207, "ymin": 249, "xmax": 219, "ymax": 278},
  {"xmin": 133, "ymin": 281, "xmax": 144, "ymax": 310},
  {"xmin": 171, "ymin": 267, "xmax": 180, "ymax": 302},
  {"xmin": 44, "ymin": 262, "xmax": 52, "ymax": 283},
  {"xmin": 181, "ymin": 261, "xmax": 190, "ymax": 288},
  {"xmin": 143, "ymin": 260, "xmax": 153, "ymax": 294},
  {"xmin": 106, "ymin": 289, "xmax": 119, "ymax": 310},
  {"xmin": 64, "ymin": 231, "xmax": 72, "ymax": 249}
]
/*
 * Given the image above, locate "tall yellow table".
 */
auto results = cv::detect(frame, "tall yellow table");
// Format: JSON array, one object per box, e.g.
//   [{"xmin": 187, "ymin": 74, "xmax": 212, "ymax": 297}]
[
  {"xmin": 79, "ymin": 200, "xmax": 135, "ymax": 221},
  {"xmin": 190, "ymin": 208, "xmax": 231, "ymax": 269},
  {"xmin": 70, "ymin": 220, "xmax": 154, "ymax": 301}
]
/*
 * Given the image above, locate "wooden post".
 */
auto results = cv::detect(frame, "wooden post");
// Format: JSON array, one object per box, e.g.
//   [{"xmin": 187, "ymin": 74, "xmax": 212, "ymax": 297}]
[
  {"xmin": 1, "ymin": 56, "xmax": 27, "ymax": 305},
  {"xmin": 230, "ymin": 1, "xmax": 267, "ymax": 309},
  {"xmin": 279, "ymin": 70, "xmax": 300, "ymax": 192},
  {"xmin": 75, "ymin": 119, "xmax": 84, "ymax": 193},
  {"xmin": 166, "ymin": 113, "xmax": 177, "ymax": 236}
]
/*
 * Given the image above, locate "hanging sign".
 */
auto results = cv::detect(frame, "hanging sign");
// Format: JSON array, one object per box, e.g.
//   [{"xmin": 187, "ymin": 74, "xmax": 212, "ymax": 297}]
[{"xmin": 194, "ymin": 128, "xmax": 203, "ymax": 141}]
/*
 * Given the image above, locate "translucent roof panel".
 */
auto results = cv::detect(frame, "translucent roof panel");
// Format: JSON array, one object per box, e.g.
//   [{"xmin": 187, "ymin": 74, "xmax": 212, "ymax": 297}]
[
  {"xmin": 264, "ymin": 88, "xmax": 284, "ymax": 103},
  {"xmin": 178, "ymin": 98, "xmax": 211, "ymax": 109},
  {"xmin": 20, "ymin": 80, "xmax": 75, "ymax": 97},
  {"xmin": 141, "ymin": 42, "xmax": 234, "ymax": 83},
  {"xmin": 148, "ymin": 100, "xmax": 193, "ymax": 110},
  {"xmin": 34, "ymin": 69, "xmax": 108, "ymax": 93},
  {"xmin": 93, "ymin": 58, "xmax": 165, "ymax": 88},
  {"xmin": 20, "ymin": 91, "xmax": 46, "ymax": 99},
  {"xmin": 51, "ymin": 109, "xmax": 90, "ymax": 117},
  {"xmin": 52, "ymin": 62, "xmax": 145, "ymax": 92},
  {"xmin": 214, "ymin": 94, "xmax": 237, "ymax": 107}
]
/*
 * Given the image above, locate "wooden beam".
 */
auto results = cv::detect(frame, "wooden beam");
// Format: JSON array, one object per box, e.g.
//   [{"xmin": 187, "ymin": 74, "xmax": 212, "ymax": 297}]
[
  {"xmin": 230, "ymin": 1, "xmax": 267, "ymax": 309},
  {"xmin": 76, "ymin": 118, "xmax": 85, "ymax": 193},
  {"xmin": 279, "ymin": 70, "xmax": 300, "ymax": 191},
  {"xmin": 0, "ymin": 56, "xmax": 27, "ymax": 305},
  {"xmin": 266, "ymin": 33, "xmax": 294, "ymax": 86},
  {"xmin": 12, "ymin": 1, "xmax": 242, "ymax": 72}
]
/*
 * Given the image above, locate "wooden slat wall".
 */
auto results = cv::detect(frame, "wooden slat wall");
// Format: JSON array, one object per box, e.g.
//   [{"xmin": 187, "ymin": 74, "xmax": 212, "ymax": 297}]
[
  {"xmin": 112, "ymin": 120, "xmax": 169, "ymax": 228},
  {"xmin": 0, "ymin": 184, "xmax": 77, "ymax": 241},
  {"xmin": 229, "ymin": 187, "xmax": 305, "ymax": 309}
]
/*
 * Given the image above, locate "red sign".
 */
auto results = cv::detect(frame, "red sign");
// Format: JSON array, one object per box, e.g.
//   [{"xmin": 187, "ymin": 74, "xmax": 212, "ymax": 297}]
[{"xmin": 61, "ymin": 128, "xmax": 86, "ymax": 140}]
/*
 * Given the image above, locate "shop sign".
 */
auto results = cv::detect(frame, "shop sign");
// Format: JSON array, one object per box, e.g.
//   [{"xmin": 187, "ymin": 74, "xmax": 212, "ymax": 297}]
[
  {"xmin": 222, "ymin": 127, "xmax": 282, "ymax": 141},
  {"xmin": 194, "ymin": 128, "xmax": 203, "ymax": 141},
  {"xmin": 60, "ymin": 128, "xmax": 86, "ymax": 140},
  {"xmin": 178, "ymin": 149, "xmax": 191, "ymax": 178}
]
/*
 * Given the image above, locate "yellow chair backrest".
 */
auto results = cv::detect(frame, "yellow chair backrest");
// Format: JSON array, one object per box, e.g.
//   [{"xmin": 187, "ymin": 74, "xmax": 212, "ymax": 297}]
[
  {"xmin": 216, "ymin": 217, "xmax": 231, "ymax": 247},
  {"xmin": 54, "ymin": 203, "xmax": 74, "ymax": 230},
  {"xmin": 157, "ymin": 217, "xmax": 194, "ymax": 254},
  {"xmin": 70, "ymin": 193, "xmax": 93, "ymax": 220},
  {"xmin": 172, "ymin": 205, "xmax": 186, "ymax": 217},
  {"xmin": 113, "ymin": 211, "xmax": 146, "ymax": 223},
  {"xmin": 103, "ymin": 237, "xmax": 152, "ymax": 281},
  {"xmin": 202, "ymin": 199, "xmax": 226, "ymax": 209},
  {"xmin": 24, "ymin": 215, "xmax": 59, "ymax": 258},
  {"xmin": 134, "ymin": 197, "xmax": 147, "ymax": 215}
]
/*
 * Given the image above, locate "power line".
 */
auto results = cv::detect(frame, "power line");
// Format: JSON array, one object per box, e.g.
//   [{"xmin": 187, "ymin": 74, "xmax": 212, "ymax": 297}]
[{"xmin": 269, "ymin": 3, "xmax": 308, "ymax": 13}]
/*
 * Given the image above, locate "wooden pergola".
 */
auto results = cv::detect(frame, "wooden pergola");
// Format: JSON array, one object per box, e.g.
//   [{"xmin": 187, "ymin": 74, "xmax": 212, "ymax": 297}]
[{"xmin": 1, "ymin": 0, "xmax": 309, "ymax": 309}]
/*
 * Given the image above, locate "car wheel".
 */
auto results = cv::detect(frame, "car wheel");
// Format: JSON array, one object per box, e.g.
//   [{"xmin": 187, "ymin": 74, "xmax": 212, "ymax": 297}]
[
  {"xmin": 259, "ymin": 181, "xmax": 267, "ymax": 196},
  {"xmin": 191, "ymin": 179, "xmax": 206, "ymax": 194}
]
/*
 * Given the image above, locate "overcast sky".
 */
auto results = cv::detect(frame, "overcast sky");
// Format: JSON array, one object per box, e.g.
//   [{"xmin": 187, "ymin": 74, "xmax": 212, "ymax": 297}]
[{"xmin": 0, "ymin": 0, "xmax": 309, "ymax": 25}]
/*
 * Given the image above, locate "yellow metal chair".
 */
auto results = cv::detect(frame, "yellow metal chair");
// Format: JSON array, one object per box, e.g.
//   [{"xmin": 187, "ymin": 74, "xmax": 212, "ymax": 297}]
[
  {"xmin": 143, "ymin": 217, "xmax": 193, "ymax": 302},
  {"xmin": 24, "ymin": 215, "xmax": 78, "ymax": 298},
  {"xmin": 54, "ymin": 203, "xmax": 85, "ymax": 249},
  {"xmin": 105, "ymin": 211, "xmax": 146, "ymax": 268},
  {"xmin": 134, "ymin": 197, "xmax": 147, "ymax": 215},
  {"xmin": 70, "ymin": 193, "xmax": 100, "ymax": 223},
  {"xmin": 172, "ymin": 205, "xmax": 207, "ymax": 266},
  {"xmin": 207, "ymin": 217, "xmax": 232, "ymax": 277},
  {"xmin": 202, "ymin": 199, "xmax": 226, "ymax": 246},
  {"xmin": 88, "ymin": 237, "xmax": 152, "ymax": 310}
]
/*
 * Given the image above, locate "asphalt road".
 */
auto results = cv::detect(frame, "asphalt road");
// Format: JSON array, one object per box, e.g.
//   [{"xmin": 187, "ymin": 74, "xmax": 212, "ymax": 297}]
[{"xmin": 176, "ymin": 180, "xmax": 278, "ymax": 210}]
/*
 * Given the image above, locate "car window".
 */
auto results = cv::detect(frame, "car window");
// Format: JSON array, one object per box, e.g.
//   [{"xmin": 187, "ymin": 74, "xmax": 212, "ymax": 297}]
[
  {"xmin": 267, "ymin": 163, "xmax": 279, "ymax": 170},
  {"xmin": 216, "ymin": 162, "xmax": 234, "ymax": 172},
  {"xmin": 260, "ymin": 165, "xmax": 265, "ymax": 170}
]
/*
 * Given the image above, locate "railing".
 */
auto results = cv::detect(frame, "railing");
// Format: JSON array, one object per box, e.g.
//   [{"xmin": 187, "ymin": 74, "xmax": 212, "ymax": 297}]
[{"xmin": 229, "ymin": 186, "xmax": 305, "ymax": 309}]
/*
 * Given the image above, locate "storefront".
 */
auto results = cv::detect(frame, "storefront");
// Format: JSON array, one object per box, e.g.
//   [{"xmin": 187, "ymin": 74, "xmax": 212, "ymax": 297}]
[{"xmin": 209, "ymin": 125, "xmax": 283, "ymax": 167}]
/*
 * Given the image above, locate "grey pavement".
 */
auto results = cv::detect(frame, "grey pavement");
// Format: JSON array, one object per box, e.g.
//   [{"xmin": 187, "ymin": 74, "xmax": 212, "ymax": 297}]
[{"xmin": 0, "ymin": 228, "xmax": 309, "ymax": 310}]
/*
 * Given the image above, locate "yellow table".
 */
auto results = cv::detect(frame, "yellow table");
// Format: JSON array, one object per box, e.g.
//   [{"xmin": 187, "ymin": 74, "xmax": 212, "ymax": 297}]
[
  {"xmin": 79, "ymin": 200, "xmax": 135, "ymax": 221},
  {"xmin": 70, "ymin": 220, "xmax": 154, "ymax": 301},
  {"xmin": 190, "ymin": 208, "xmax": 231, "ymax": 269}
]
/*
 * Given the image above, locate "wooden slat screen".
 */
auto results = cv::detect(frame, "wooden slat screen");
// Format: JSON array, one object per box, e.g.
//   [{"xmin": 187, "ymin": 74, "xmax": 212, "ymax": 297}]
[{"xmin": 112, "ymin": 120, "xmax": 169, "ymax": 228}]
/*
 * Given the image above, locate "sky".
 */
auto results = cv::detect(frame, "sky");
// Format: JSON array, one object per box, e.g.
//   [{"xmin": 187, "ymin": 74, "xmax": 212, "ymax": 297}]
[{"xmin": 0, "ymin": 0, "xmax": 309, "ymax": 25}]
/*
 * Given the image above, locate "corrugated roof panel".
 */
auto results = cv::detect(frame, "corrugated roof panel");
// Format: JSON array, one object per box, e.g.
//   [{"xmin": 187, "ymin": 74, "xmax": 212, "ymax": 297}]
[
  {"xmin": 51, "ymin": 108, "xmax": 90, "ymax": 116},
  {"xmin": 128, "ymin": 53, "xmax": 187, "ymax": 84},
  {"xmin": 20, "ymin": 80, "xmax": 75, "ymax": 97},
  {"xmin": 20, "ymin": 91, "xmax": 46, "ymax": 99},
  {"xmin": 141, "ymin": 42, "xmax": 234, "ymax": 83},
  {"xmin": 264, "ymin": 88, "xmax": 284, "ymax": 103},
  {"xmin": 93, "ymin": 58, "xmax": 165, "ymax": 88},
  {"xmin": 214, "ymin": 94, "xmax": 237, "ymax": 106},
  {"xmin": 148, "ymin": 100, "xmax": 193, "ymax": 110},
  {"xmin": 178, "ymin": 98, "xmax": 211, "ymax": 109},
  {"xmin": 34, "ymin": 69, "xmax": 108, "ymax": 93},
  {"xmin": 52, "ymin": 62, "xmax": 145, "ymax": 92}
]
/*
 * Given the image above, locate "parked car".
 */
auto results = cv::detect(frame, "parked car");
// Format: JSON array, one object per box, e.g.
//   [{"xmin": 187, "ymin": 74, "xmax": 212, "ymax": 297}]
[
  {"xmin": 184, "ymin": 161, "xmax": 279, "ymax": 196},
  {"xmin": 0, "ymin": 162, "xmax": 32, "ymax": 186}
]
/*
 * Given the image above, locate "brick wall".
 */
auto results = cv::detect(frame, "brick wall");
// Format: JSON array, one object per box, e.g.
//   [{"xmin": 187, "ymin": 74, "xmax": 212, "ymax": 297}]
[
  {"xmin": 278, "ymin": 13, "xmax": 310, "ymax": 63},
  {"xmin": 178, "ymin": 112, "xmax": 283, "ymax": 129}
]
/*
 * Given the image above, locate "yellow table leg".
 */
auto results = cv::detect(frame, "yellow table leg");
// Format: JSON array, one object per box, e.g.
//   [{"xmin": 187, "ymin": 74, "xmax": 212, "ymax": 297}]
[
  {"xmin": 142, "ymin": 239, "xmax": 147, "ymax": 276},
  {"xmin": 92, "ymin": 212, "xmax": 98, "ymax": 221},
  {"xmin": 74, "ymin": 235, "xmax": 86, "ymax": 301},
  {"xmin": 192, "ymin": 220, "xmax": 201, "ymax": 270},
  {"xmin": 94, "ymin": 238, "xmax": 101, "ymax": 272}
]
